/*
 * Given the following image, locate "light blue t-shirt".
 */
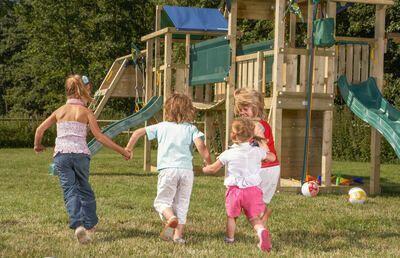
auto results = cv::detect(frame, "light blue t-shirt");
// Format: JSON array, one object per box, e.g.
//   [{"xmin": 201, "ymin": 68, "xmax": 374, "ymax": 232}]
[{"xmin": 145, "ymin": 121, "xmax": 205, "ymax": 171}]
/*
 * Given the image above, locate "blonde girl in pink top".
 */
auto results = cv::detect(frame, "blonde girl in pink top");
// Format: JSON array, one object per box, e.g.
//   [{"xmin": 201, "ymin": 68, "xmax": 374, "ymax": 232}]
[{"xmin": 34, "ymin": 74, "xmax": 131, "ymax": 244}]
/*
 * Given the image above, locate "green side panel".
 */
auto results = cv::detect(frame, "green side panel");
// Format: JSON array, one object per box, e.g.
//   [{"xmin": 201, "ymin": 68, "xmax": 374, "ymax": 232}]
[
  {"xmin": 237, "ymin": 40, "xmax": 274, "ymax": 82},
  {"xmin": 160, "ymin": 10, "xmax": 202, "ymax": 40},
  {"xmin": 236, "ymin": 40, "xmax": 274, "ymax": 55},
  {"xmin": 337, "ymin": 76, "xmax": 400, "ymax": 158},
  {"xmin": 190, "ymin": 36, "xmax": 230, "ymax": 86},
  {"xmin": 265, "ymin": 56, "xmax": 273, "ymax": 82},
  {"xmin": 88, "ymin": 96, "xmax": 163, "ymax": 155}
]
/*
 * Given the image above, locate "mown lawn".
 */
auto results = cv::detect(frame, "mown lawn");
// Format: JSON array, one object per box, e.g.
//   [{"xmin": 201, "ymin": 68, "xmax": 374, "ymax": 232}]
[{"xmin": 1, "ymin": 148, "xmax": 400, "ymax": 257}]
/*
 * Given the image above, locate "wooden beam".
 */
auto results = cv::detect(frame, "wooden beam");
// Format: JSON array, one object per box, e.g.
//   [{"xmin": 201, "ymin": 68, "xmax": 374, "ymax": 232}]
[
  {"xmin": 163, "ymin": 33, "xmax": 172, "ymax": 120},
  {"xmin": 141, "ymin": 27, "xmax": 227, "ymax": 42},
  {"xmin": 279, "ymin": 47, "xmax": 336, "ymax": 57},
  {"xmin": 235, "ymin": 50, "xmax": 274, "ymax": 62},
  {"xmin": 370, "ymin": 4, "xmax": 386, "ymax": 195},
  {"xmin": 272, "ymin": 0, "xmax": 286, "ymax": 188},
  {"xmin": 144, "ymin": 39, "xmax": 154, "ymax": 171},
  {"xmin": 331, "ymin": 0, "xmax": 394, "ymax": 5},
  {"xmin": 336, "ymin": 36, "xmax": 375, "ymax": 45},
  {"xmin": 226, "ymin": 0, "xmax": 237, "ymax": 149},
  {"xmin": 321, "ymin": 0, "xmax": 336, "ymax": 187}
]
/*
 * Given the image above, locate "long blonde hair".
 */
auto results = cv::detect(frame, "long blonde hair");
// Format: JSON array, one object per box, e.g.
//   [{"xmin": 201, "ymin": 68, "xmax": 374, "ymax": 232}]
[
  {"xmin": 234, "ymin": 88, "xmax": 264, "ymax": 119},
  {"xmin": 164, "ymin": 93, "xmax": 195, "ymax": 123},
  {"xmin": 65, "ymin": 74, "xmax": 93, "ymax": 103}
]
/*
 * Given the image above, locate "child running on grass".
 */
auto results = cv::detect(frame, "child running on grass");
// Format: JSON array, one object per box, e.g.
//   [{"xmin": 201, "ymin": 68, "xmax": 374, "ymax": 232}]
[
  {"xmin": 125, "ymin": 93, "xmax": 211, "ymax": 244},
  {"xmin": 203, "ymin": 117, "xmax": 275, "ymax": 252},
  {"xmin": 34, "ymin": 74, "xmax": 131, "ymax": 244},
  {"xmin": 234, "ymin": 88, "xmax": 280, "ymax": 222}
]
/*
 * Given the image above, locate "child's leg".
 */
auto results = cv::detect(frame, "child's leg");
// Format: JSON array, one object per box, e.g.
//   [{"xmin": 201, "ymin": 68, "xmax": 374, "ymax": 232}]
[
  {"xmin": 55, "ymin": 154, "xmax": 82, "ymax": 230},
  {"xmin": 154, "ymin": 169, "xmax": 179, "ymax": 240},
  {"xmin": 259, "ymin": 166, "xmax": 280, "ymax": 222},
  {"xmin": 154, "ymin": 169, "xmax": 179, "ymax": 220},
  {"xmin": 171, "ymin": 169, "xmax": 194, "ymax": 240},
  {"xmin": 226, "ymin": 217, "xmax": 237, "ymax": 240},
  {"xmin": 249, "ymin": 217, "xmax": 272, "ymax": 252},
  {"xmin": 73, "ymin": 154, "xmax": 98, "ymax": 230}
]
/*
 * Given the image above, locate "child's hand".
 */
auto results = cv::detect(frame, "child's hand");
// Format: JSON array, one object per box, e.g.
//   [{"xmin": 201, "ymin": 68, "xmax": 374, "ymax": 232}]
[
  {"xmin": 34, "ymin": 144, "xmax": 45, "ymax": 153},
  {"xmin": 122, "ymin": 148, "xmax": 132, "ymax": 160}
]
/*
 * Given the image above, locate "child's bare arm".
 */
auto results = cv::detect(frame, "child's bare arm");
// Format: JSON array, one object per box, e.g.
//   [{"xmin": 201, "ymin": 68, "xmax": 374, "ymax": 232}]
[
  {"xmin": 194, "ymin": 137, "xmax": 212, "ymax": 165},
  {"xmin": 34, "ymin": 113, "xmax": 57, "ymax": 153},
  {"xmin": 126, "ymin": 128, "xmax": 147, "ymax": 151},
  {"xmin": 258, "ymin": 140, "xmax": 276, "ymax": 162},
  {"xmin": 203, "ymin": 160, "xmax": 223, "ymax": 174},
  {"xmin": 87, "ymin": 111, "xmax": 131, "ymax": 159}
]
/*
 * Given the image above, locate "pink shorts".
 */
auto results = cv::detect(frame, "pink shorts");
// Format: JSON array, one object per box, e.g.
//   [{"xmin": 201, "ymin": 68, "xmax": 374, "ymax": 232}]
[{"xmin": 225, "ymin": 186, "xmax": 265, "ymax": 220}]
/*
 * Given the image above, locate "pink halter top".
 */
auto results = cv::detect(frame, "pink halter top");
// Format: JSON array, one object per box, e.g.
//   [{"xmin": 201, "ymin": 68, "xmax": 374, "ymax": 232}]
[{"xmin": 54, "ymin": 98, "xmax": 91, "ymax": 156}]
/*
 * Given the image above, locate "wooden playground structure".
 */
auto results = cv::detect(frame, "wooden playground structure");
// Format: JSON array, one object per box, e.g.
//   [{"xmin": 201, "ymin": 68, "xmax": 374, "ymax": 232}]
[{"xmin": 92, "ymin": 0, "xmax": 395, "ymax": 194}]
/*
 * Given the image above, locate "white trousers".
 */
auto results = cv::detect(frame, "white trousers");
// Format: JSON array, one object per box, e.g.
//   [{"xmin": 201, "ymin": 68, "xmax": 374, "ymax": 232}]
[
  {"xmin": 154, "ymin": 168, "xmax": 194, "ymax": 224},
  {"xmin": 259, "ymin": 165, "xmax": 281, "ymax": 204}
]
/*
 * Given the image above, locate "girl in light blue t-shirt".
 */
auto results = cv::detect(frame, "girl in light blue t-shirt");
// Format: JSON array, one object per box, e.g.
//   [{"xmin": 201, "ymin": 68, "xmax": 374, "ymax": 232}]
[{"xmin": 126, "ymin": 93, "xmax": 211, "ymax": 243}]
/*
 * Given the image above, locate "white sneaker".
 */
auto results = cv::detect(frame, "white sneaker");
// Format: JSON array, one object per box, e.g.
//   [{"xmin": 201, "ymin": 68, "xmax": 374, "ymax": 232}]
[{"xmin": 75, "ymin": 226, "xmax": 91, "ymax": 244}]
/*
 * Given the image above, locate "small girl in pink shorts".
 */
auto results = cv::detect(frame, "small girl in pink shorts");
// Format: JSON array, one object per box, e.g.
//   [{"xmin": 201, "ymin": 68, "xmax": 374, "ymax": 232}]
[{"xmin": 203, "ymin": 117, "xmax": 276, "ymax": 252}]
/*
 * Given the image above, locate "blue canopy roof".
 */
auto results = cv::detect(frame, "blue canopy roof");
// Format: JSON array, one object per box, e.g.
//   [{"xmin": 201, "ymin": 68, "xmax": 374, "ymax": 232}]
[{"xmin": 163, "ymin": 5, "xmax": 228, "ymax": 32}]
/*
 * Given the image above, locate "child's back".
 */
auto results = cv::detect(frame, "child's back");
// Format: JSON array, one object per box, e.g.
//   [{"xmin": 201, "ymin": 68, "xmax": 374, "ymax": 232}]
[
  {"xmin": 219, "ymin": 143, "xmax": 266, "ymax": 188},
  {"xmin": 146, "ymin": 121, "xmax": 203, "ymax": 170}
]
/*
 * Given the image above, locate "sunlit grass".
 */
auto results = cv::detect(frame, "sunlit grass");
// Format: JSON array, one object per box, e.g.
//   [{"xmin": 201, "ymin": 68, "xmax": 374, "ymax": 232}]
[{"xmin": 1, "ymin": 148, "xmax": 400, "ymax": 257}]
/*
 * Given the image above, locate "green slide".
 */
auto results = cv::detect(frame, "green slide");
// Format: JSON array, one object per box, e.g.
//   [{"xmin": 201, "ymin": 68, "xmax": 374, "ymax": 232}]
[
  {"xmin": 49, "ymin": 96, "xmax": 163, "ymax": 175},
  {"xmin": 337, "ymin": 76, "xmax": 400, "ymax": 158},
  {"xmin": 88, "ymin": 95, "xmax": 163, "ymax": 155}
]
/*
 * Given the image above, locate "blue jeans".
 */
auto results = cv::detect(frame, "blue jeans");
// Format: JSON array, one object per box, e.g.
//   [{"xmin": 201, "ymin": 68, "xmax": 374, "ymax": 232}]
[{"xmin": 54, "ymin": 153, "xmax": 98, "ymax": 230}]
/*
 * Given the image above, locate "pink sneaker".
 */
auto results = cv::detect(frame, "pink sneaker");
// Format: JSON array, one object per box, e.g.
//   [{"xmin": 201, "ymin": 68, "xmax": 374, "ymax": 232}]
[{"xmin": 258, "ymin": 228, "xmax": 271, "ymax": 252}]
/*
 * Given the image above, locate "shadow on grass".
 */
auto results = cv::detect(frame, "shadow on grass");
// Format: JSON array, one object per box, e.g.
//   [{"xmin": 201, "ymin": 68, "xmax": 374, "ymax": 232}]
[
  {"xmin": 91, "ymin": 172, "xmax": 156, "ymax": 177},
  {"xmin": 274, "ymin": 228, "xmax": 400, "ymax": 252},
  {"xmin": 99, "ymin": 227, "xmax": 158, "ymax": 242}
]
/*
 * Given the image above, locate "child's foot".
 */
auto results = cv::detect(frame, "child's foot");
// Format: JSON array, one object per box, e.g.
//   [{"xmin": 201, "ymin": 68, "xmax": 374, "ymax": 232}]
[
  {"xmin": 224, "ymin": 237, "xmax": 235, "ymax": 244},
  {"xmin": 173, "ymin": 237, "xmax": 186, "ymax": 244},
  {"xmin": 257, "ymin": 228, "xmax": 271, "ymax": 252},
  {"xmin": 86, "ymin": 227, "xmax": 96, "ymax": 241},
  {"xmin": 262, "ymin": 208, "xmax": 273, "ymax": 223},
  {"xmin": 75, "ymin": 226, "xmax": 91, "ymax": 244},
  {"xmin": 160, "ymin": 216, "xmax": 178, "ymax": 241}
]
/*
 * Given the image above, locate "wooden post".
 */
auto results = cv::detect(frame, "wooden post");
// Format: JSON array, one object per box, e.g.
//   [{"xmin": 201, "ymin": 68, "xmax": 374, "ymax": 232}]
[
  {"xmin": 154, "ymin": 5, "xmax": 162, "ymax": 96},
  {"xmin": 226, "ymin": 0, "xmax": 237, "ymax": 149},
  {"xmin": 144, "ymin": 39, "xmax": 154, "ymax": 171},
  {"xmin": 272, "ymin": 0, "xmax": 286, "ymax": 181},
  {"xmin": 163, "ymin": 33, "xmax": 173, "ymax": 119},
  {"xmin": 255, "ymin": 51, "xmax": 263, "ymax": 92},
  {"xmin": 185, "ymin": 34, "xmax": 193, "ymax": 98},
  {"xmin": 370, "ymin": 5, "xmax": 386, "ymax": 195},
  {"xmin": 321, "ymin": 1, "xmax": 336, "ymax": 186}
]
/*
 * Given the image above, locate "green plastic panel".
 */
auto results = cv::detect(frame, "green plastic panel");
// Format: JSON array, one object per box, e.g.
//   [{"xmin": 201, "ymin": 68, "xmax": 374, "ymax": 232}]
[
  {"xmin": 189, "ymin": 36, "xmax": 230, "ymax": 86},
  {"xmin": 337, "ymin": 76, "xmax": 400, "ymax": 158},
  {"xmin": 237, "ymin": 40, "xmax": 274, "ymax": 82}
]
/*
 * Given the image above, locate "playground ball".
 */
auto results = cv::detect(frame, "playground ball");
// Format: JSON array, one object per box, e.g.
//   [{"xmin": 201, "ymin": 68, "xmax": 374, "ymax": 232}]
[
  {"xmin": 348, "ymin": 187, "xmax": 367, "ymax": 204},
  {"xmin": 301, "ymin": 181, "xmax": 319, "ymax": 197}
]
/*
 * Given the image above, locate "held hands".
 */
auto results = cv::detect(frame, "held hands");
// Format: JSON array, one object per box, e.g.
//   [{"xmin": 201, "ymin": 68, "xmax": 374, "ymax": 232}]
[
  {"xmin": 122, "ymin": 148, "xmax": 132, "ymax": 160},
  {"xmin": 34, "ymin": 144, "xmax": 45, "ymax": 153},
  {"xmin": 123, "ymin": 147, "xmax": 133, "ymax": 160}
]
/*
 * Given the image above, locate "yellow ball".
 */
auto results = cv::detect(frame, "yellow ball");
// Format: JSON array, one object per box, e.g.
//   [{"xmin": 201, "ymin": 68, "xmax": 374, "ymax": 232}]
[{"xmin": 348, "ymin": 187, "xmax": 367, "ymax": 204}]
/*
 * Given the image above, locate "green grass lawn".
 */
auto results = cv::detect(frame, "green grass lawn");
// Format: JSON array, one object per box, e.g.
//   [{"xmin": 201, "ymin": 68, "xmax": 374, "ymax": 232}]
[{"xmin": 1, "ymin": 148, "xmax": 400, "ymax": 257}]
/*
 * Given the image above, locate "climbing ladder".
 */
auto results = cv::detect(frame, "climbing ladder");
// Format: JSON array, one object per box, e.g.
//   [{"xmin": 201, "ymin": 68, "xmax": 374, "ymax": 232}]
[{"xmin": 90, "ymin": 54, "xmax": 144, "ymax": 118}]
